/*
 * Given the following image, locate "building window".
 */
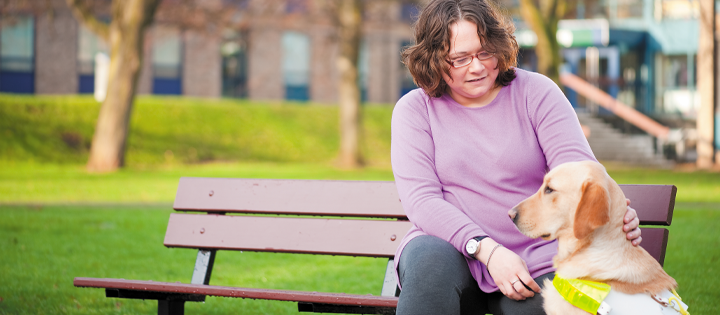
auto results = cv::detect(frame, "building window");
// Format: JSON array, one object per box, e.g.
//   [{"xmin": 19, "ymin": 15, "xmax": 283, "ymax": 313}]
[
  {"xmin": 605, "ymin": 0, "xmax": 644, "ymax": 20},
  {"xmin": 285, "ymin": 0, "xmax": 307, "ymax": 14},
  {"xmin": 282, "ymin": 31, "xmax": 310, "ymax": 101},
  {"xmin": 660, "ymin": 0, "xmax": 699, "ymax": 20},
  {"xmin": 221, "ymin": 29, "xmax": 248, "ymax": 98},
  {"xmin": 0, "ymin": 17, "xmax": 34, "ymax": 94},
  {"xmin": 657, "ymin": 54, "xmax": 698, "ymax": 117},
  {"xmin": 400, "ymin": 1, "xmax": 420, "ymax": 24},
  {"xmin": 517, "ymin": 48, "xmax": 537, "ymax": 72},
  {"xmin": 152, "ymin": 26, "xmax": 182, "ymax": 95},
  {"xmin": 400, "ymin": 40, "xmax": 417, "ymax": 97},
  {"xmin": 77, "ymin": 25, "xmax": 109, "ymax": 94}
]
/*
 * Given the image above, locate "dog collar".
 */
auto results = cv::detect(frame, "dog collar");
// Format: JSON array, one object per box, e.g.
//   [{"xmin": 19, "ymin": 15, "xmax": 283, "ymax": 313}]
[{"xmin": 553, "ymin": 275, "xmax": 612, "ymax": 314}]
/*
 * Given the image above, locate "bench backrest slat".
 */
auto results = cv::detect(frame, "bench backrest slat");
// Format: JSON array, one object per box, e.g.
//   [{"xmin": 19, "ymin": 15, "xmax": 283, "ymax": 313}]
[
  {"xmin": 637, "ymin": 227, "xmax": 669, "ymax": 265},
  {"xmin": 173, "ymin": 178, "xmax": 405, "ymax": 218},
  {"xmin": 618, "ymin": 184, "xmax": 676, "ymax": 226},
  {"xmin": 174, "ymin": 178, "xmax": 676, "ymax": 226},
  {"xmin": 164, "ymin": 213, "xmax": 413, "ymax": 257}
]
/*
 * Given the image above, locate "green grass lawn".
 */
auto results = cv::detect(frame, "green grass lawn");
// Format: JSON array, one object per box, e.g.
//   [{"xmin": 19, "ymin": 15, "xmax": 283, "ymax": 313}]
[
  {"xmin": 0, "ymin": 205, "xmax": 393, "ymax": 314},
  {"xmin": 0, "ymin": 204, "xmax": 717, "ymax": 314},
  {"xmin": 1, "ymin": 160, "xmax": 718, "ymax": 204},
  {"xmin": 1, "ymin": 94, "xmax": 719, "ymax": 314},
  {"xmin": 1, "ymin": 162, "xmax": 718, "ymax": 314},
  {"xmin": 0, "ymin": 161, "xmax": 395, "ymax": 204}
]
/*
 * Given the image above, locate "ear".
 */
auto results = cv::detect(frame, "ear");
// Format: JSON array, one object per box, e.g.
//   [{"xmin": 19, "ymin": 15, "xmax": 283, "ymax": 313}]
[{"xmin": 573, "ymin": 180, "xmax": 610, "ymax": 239}]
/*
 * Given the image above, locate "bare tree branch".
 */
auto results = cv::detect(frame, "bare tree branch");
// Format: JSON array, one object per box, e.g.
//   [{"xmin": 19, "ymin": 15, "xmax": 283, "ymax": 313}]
[
  {"xmin": 520, "ymin": 0, "xmax": 562, "ymax": 84},
  {"xmin": 539, "ymin": 0, "xmax": 556, "ymax": 21},
  {"xmin": 65, "ymin": 0, "xmax": 109, "ymax": 40},
  {"xmin": 519, "ymin": 0, "xmax": 546, "ymax": 38}
]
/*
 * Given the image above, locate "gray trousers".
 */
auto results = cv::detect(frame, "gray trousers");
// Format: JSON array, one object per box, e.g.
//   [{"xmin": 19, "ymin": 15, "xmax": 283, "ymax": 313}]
[{"xmin": 397, "ymin": 235, "xmax": 553, "ymax": 315}]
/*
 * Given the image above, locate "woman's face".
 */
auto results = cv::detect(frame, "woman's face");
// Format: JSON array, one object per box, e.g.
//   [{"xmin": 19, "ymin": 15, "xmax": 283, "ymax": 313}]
[{"xmin": 442, "ymin": 20, "xmax": 500, "ymax": 107}]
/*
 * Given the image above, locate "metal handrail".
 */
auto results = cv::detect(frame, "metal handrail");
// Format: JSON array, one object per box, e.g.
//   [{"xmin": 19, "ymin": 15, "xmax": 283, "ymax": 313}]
[{"xmin": 560, "ymin": 72, "xmax": 671, "ymax": 140}]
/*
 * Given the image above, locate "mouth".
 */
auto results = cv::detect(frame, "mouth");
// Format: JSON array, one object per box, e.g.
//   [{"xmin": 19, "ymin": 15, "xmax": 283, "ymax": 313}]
[
  {"xmin": 466, "ymin": 76, "xmax": 486, "ymax": 83},
  {"xmin": 540, "ymin": 233, "xmax": 551, "ymax": 240}
]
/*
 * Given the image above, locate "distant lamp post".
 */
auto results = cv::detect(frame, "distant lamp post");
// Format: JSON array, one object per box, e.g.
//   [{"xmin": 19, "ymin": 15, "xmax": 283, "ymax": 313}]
[{"xmin": 94, "ymin": 52, "xmax": 109, "ymax": 103}]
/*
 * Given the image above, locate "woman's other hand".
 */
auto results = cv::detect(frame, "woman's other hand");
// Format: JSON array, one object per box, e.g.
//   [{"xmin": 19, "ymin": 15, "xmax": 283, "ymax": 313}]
[
  {"xmin": 623, "ymin": 199, "xmax": 642, "ymax": 246},
  {"xmin": 477, "ymin": 239, "xmax": 541, "ymax": 301}
]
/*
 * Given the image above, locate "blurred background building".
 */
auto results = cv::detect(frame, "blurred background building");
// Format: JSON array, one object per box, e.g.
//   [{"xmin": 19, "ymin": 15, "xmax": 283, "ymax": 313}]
[
  {"xmin": 0, "ymin": 0, "xmax": 420, "ymax": 104},
  {"xmin": 0, "ymin": 0, "xmax": 702, "ymax": 110},
  {"xmin": 503, "ymin": 0, "xmax": 706, "ymax": 164},
  {"xmin": 0, "ymin": 0, "xmax": 713, "ymax": 163}
]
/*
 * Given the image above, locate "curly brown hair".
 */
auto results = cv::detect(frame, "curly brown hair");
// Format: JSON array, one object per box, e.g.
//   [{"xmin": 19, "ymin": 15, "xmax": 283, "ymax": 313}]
[{"xmin": 402, "ymin": 0, "xmax": 519, "ymax": 98}]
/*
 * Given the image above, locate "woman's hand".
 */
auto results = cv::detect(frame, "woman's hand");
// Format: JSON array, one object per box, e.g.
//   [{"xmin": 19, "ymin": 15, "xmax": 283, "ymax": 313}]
[
  {"xmin": 477, "ymin": 239, "xmax": 541, "ymax": 301},
  {"xmin": 624, "ymin": 199, "xmax": 642, "ymax": 246}
]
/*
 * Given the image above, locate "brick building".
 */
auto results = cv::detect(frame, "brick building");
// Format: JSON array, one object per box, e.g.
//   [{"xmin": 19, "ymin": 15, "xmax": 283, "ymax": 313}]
[{"xmin": 0, "ymin": 0, "xmax": 422, "ymax": 105}]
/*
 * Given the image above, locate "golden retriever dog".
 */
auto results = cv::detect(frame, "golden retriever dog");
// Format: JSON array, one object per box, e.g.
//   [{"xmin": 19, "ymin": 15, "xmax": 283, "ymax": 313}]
[{"xmin": 509, "ymin": 161, "xmax": 687, "ymax": 315}]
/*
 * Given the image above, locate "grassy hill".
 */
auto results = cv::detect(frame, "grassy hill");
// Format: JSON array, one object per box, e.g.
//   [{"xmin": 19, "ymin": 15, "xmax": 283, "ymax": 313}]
[{"xmin": 0, "ymin": 94, "xmax": 393, "ymax": 167}]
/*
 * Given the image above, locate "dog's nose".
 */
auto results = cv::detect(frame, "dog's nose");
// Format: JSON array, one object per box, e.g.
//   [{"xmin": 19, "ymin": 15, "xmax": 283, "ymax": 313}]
[{"xmin": 508, "ymin": 208, "xmax": 518, "ymax": 222}]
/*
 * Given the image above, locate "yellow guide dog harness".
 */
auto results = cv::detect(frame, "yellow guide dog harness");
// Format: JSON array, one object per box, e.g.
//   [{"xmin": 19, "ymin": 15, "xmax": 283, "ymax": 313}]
[{"xmin": 553, "ymin": 275, "xmax": 689, "ymax": 315}]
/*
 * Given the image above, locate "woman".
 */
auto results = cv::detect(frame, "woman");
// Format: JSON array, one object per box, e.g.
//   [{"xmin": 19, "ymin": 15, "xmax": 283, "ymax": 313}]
[{"xmin": 391, "ymin": 0, "xmax": 643, "ymax": 314}]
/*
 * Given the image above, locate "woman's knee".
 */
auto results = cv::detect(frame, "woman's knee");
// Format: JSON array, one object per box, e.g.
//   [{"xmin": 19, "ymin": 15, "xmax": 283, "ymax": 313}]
[
  {"xmin": 397, "ymin": 235, "xmax": 485, "ymax": 315},
  {"xmin": 398, "ymin": 235, "xmax": 474, "ymax": 289}
]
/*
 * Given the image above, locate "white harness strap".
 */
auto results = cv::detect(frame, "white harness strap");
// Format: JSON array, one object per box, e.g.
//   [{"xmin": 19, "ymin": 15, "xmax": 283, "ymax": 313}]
[{"xmin": 601, "ymin": 290, "xmax": 689, "ymax": 315}]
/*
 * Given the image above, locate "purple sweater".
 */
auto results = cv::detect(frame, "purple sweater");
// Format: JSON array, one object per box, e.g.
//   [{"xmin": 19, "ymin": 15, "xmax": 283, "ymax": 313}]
[{"xmin": 391, "ymin": 69, "xmax": 596, "ymax": 292}]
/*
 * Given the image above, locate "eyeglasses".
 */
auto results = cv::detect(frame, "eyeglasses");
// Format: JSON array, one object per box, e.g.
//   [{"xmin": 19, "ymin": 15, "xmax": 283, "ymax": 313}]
[{"xmin": 446, "ymin": 51, "xmax": 494, "ymax": 68}]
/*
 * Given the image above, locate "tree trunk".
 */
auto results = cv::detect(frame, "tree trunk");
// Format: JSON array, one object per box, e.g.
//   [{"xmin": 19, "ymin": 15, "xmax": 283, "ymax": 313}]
[
  {"xmin": 336, "ymin": 0, "xmax": 363, "ymax": 168},
  {"xmin": 697, "ymin": 0, "xmax": 716, "ymax": 168},
  {"xmin": 81, "ymin": 0, "xmax": 159, "ymax": 172},
  {"xmin": 519, "ymin": 0, "xmax": 565, "ymax": 85}
]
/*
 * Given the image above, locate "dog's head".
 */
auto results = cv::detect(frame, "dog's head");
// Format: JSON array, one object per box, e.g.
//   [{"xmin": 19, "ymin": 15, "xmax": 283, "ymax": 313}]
[{"xmin": 509, "ymin": 161, "xmax": 624, "ymax": 242}]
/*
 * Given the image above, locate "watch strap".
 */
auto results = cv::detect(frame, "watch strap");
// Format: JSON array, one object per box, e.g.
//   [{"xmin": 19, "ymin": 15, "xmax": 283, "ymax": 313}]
[{"xmin": 473, "ymin": 236, "xmax": 488, "ymax": 243}]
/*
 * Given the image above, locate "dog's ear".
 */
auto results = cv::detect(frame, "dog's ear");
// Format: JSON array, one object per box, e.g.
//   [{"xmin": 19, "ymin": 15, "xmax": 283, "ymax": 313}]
[{"xmin": 573, "ymin": 180, "xmax": 610, "ymax": 239}]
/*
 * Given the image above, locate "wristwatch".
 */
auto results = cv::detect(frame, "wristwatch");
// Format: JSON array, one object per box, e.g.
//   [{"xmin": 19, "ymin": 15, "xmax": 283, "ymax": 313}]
[{"xmin": 465, "ymin": 236, "xmax": 488, "ymax": 259}]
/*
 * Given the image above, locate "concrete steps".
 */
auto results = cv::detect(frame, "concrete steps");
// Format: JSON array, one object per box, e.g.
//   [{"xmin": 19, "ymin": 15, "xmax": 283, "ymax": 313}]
[{"xmin": 576, "ymin": 112, "xmax": 673, "ymax": 168}]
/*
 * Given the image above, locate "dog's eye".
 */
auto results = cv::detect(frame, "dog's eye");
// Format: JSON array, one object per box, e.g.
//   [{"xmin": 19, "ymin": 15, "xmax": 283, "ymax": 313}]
[{"xmin": 544, "ymin": 186, "xmax": 554, "ymax": 194}]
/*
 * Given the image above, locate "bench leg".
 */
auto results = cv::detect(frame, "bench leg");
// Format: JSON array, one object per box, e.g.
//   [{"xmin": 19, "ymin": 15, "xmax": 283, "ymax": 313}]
[
  {"xmin": 158, "ymin": 300, "xmax": 185, "ymax": 315},
  {"xmin": 191, "ymin": 249, "xmax": 217, "ymax": 285},
  {"xmin": 381, "ymin": 258, "xmax": 400, "ymax": 297}
]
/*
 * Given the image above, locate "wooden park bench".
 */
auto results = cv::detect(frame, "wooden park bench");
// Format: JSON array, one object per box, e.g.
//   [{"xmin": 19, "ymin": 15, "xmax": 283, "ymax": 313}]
[{"xmin": 74, "ymin": 178, "xmax": 676, "ymax": 315}]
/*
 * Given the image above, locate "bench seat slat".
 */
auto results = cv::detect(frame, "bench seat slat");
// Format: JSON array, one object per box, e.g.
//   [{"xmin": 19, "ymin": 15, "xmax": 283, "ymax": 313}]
[
  {"xmin": 164, "ymin": 213, "xmax": 669, "ymax": 264},
  {"xmin": 73, "ymin": 278, "xmax": 399, "ymax": 308},
  {"xmin": 173, "ymin": 178, "xmax": 406, "ymax": 218},
  {"xmin": 164, "ymin": 213, "xmax": 413, "ymax": 257}
]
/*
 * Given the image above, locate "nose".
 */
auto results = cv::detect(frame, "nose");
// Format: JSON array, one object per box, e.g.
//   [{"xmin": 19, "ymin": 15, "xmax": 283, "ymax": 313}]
[
  {"xmin": 508, "ymin": 208, "xmax": 518, "ymax": 223},
  {"xmin": 468, "ymin": 54, "xmax": 485, "ymax": 72}
]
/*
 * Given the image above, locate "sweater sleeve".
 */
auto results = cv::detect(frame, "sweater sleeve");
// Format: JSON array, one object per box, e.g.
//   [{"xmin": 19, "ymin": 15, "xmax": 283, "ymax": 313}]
[
  {"xmin": 391, "ymin": 91, "xmax": 485, "ymax": 258},
  {"xmin": 525, "ymin": 73, "xmax": 597, "ymax": 169}
]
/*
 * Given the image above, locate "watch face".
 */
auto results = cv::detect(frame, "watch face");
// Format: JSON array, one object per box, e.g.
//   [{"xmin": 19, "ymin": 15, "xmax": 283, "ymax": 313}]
[{"xmin": 466, "ymin": 240, "xmax": 478, "ymax": 255}]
